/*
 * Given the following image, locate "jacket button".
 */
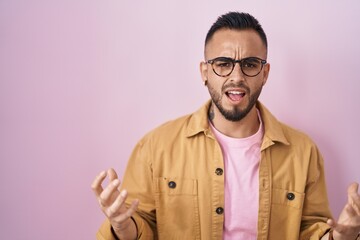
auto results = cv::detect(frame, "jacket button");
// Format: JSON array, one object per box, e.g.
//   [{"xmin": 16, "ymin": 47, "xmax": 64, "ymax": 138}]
[
  {"xmin": 168, "ymin": 181, "xmax": 176, "ymax": 189},
  {"xmin": 215, "ymin": 168, "xmax": 223, "ymax": 176},
  {"xmin": 287, "ymin": 192, "xmax": 295, "ymax": 200},
  {"xmin": 216, "ymin": 207, "xmax": 224, "ymax": 214}
]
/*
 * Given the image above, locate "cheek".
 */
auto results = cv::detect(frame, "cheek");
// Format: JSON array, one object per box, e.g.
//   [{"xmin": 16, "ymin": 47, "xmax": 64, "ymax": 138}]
[
  {"xmin": 259, "ymin": 71, "xmax": 268, "ymax": 85},
  {"xmin": 255, "ymin": 72, "xmax": 267, "ymax": 85},
  {"xmin": 208, "ymin": 77, "xmax": 225, "ymax": 92},
  {"xmin": 247, "ymin": 79, "xmax": 264, "ymax": 93}
]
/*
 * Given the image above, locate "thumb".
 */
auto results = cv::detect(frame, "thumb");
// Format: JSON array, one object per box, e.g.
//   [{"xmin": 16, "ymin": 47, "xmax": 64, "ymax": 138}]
[
  {"xmin": 327, "ymin": 218, "xmax": 336, "ymax": 228},
  {"xmin": 327, "ymin": 218, "xmax": 348, "ymax": 235}
]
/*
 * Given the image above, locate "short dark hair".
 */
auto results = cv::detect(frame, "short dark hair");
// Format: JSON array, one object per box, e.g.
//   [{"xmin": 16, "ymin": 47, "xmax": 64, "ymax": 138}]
[{"xmin": 205, "ymin": 12, "xmax": 268, "ymax": 50}]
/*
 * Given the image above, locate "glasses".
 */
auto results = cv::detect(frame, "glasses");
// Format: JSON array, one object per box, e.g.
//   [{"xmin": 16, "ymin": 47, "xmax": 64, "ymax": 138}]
[{"xmin": 207, "ymin": 57, "xmax": 267, "ymax": 77}]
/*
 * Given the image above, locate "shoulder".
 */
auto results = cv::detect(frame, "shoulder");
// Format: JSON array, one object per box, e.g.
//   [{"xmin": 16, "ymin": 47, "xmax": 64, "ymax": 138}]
[
  {"xmin": 138, "ymin": 101, "xmax": 210, "ymax": 145},
  {"xmin": 138, "ymin": 113, "xmax": 193, "ymax": 146},
  {"xmin": 280, "ymin": 122, "xmax": 317, "ymax": 147},
  {"xmin": 258, "ymin": 101, "xmax": 318, "ymax": 149}
]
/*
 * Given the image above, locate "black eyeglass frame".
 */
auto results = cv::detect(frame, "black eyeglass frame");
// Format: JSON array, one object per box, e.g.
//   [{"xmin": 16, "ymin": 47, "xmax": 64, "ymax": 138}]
[{"xmin": 206, "ymin": 57, "xmax": 267, "ymax": 77}]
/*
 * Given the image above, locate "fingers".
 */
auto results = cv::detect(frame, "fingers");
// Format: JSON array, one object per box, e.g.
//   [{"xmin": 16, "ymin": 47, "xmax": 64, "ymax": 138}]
[
  {"xmin": 103, "ymin": 188, "xmax": 140, "ymax": 232},
  {"xmin": 348, "ymin": 182, "xmax": 359, "ymax": 196},
  {"xmin": 326, "ymin": 218, "xmax": 344, "ymax": 232},
  {"xmin": 118, "ymin": 198, "xmax": 140, "ymax": 221},
  {"xmin": 91, "ymin": 169, "xmax": 120, "ymax": 196},
  {"xmin": 107, "ymin": 190, "xmax": 139, "ymax": 220},
  {"xmin": 92, "ymin": 168, "xmax": 138, "ymax": 227},
  {"xmin": 327, "ymin": 183, "xmax": 360, "ymax": 239},
  {"xmin": 344, "ymin": 203, "xmax": 359, "ymax": 219},
  {"xmin": 348, "ymin": 182, "xmax": 360, "ymax": 216},
  {"xmin": 108, "ymin": 168, "xmax": 119, "ymax": 182},
  {"xmin": 328, "ymin": 217, "xmax": 352, "ymax": 235},
  {"xmin": 91, "ymin": 170, "xmax": 107, "ymax": 196},
  {"xmin": 111, "ymin": 196, "xmax": 140, "ymax": 223},
  {"xmin": 107, "ymin": 190, "xmax": 128, "ymax": 217},
  {"xmin": 91, "ymin": 169, "xmax": 121, "ymax": 206},
  {"xmin": 99, "ymin": 179, "xmax": 121, "ymax": 206}
]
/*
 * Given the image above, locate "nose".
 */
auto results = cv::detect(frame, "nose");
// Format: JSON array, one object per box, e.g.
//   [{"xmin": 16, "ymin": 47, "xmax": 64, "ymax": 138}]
[{"xmin": 230, "ymin": 62, "xmax": 245, "ymax": 81}]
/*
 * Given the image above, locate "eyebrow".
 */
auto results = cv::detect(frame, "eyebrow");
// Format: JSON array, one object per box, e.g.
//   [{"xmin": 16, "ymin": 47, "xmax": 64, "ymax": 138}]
[
  {"xmin": 213, "ymin": 57, "xmax": 234, "ymax": 61},
  {"xmin": 243, "ymin": 57, "xmax": 261, "ymax": 62},
  {"xmin": 212, "ymin": 56, "xmax": 260, "ymax": 61}
]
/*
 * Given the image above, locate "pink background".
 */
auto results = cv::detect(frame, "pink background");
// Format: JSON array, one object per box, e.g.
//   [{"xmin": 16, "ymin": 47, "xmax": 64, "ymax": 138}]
[{"xmin": 1, "ymin": 1, "xmax": 359, "ymax": 239}]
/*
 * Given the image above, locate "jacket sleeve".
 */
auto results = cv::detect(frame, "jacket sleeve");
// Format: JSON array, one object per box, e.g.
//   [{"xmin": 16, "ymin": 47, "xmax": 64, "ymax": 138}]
[
  {"xmin": 96, "ymin": 137, "xmax": 157, "ymax": 239},
  {"xmin": 300, "ymin": 144, "xmax": 332, "ymax": 240},
  {"xmin": 96, "ymin": 219, "xmax": 118, "ymax": 240}
]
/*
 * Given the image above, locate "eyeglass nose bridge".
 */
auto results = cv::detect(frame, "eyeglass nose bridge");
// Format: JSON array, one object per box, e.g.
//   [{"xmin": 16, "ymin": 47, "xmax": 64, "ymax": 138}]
[{"xmin": 229, "ymin": 59, "xmax": 246, "ymax": 77}]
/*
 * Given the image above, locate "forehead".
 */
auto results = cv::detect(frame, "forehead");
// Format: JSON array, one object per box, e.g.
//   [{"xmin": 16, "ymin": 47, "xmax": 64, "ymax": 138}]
[{"xmin": 205, "ymin": 28, "xmax": 267, "ymax": 59}]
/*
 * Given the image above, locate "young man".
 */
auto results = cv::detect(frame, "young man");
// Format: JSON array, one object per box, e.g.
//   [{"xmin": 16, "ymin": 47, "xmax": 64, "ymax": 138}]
[{"xmin": 92, "ymin": 12, "xmax": 360, "ymax": 240}]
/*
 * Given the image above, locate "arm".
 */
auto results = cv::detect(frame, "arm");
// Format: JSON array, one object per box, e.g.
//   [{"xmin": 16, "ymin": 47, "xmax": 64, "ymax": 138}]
[
  {"xmin": 300, "ymin": 145, "xmax": 333, "ymax": 239},
  {"xmin": 301, "ymin": 144, "xmax": 360, "ymax": 240}
]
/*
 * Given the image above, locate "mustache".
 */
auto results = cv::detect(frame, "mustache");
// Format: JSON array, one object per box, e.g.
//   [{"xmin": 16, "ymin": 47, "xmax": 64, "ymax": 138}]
[{"xmin": 222, "ymin": 82, "xmax": 250, "ymax": 93}]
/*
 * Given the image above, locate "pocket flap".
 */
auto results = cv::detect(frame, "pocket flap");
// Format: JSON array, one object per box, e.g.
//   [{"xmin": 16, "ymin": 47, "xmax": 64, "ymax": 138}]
[
  {"xmin": 154, "ymin": 177, "xmax": 198, "ymax": 196},
  {"xmin": 272, "ymin": 188, "xmax": 304, "ymax": 209}
]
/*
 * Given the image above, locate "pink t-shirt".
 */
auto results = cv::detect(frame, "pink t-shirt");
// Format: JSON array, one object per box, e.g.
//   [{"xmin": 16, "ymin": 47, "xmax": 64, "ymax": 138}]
[{"xmin": 210, "ymin": 112, "xmax": 264, "ymax": 240}]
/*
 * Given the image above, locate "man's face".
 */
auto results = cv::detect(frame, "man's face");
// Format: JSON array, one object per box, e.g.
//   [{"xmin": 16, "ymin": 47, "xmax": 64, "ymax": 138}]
[{"xmin": 200, "ymin": 29, "xmax": 270, "ymax": 122}]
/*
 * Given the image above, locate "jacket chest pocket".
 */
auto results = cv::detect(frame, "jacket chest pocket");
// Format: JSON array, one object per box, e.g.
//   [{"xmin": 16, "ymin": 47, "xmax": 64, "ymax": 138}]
[
  {"xmin": 268, "ymin": 188, "xmax": 305, "ymax": 239},
  {"xmin": 154, "ymin": 177, "xmax": 200, "ymax": 239},
  {"xmin": 272, "ymin": 188, "xmax": 305, "ymax": 209}
]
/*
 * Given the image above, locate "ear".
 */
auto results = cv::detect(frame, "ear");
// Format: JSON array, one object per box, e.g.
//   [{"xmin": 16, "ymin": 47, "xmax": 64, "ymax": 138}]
[
  {"xmin": 200, "ymin": 61, "xmax": 209, "ymax": 85},
  {"xmin": 262, "ymin": 63, "xmax": 270, "ymax": 86}
]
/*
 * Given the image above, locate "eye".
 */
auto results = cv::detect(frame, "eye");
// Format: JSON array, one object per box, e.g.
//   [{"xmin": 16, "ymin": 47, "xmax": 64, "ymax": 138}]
[
  {"xmin": 242, "ymin": 58, "xmax": 261, "ymax": 68},
  {"xmin": 214, "ymin": 60, "xmax": 233, "ymax": 68}
]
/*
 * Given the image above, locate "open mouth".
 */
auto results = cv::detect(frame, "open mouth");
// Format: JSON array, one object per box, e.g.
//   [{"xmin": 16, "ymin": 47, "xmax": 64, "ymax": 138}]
[{"xmin": 226, "ymin": 90, "xmax": 246, "ymax": 102}]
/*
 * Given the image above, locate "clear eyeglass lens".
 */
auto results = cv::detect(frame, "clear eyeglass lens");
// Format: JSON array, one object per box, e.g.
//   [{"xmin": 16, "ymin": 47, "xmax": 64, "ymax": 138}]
[
  {"xmin": 241, "ymin": 58, "xmax": 262, "ymax": 76},
  {"xmin": 212, "ymin": 60, "xmax": 234, "ymax": 76}
]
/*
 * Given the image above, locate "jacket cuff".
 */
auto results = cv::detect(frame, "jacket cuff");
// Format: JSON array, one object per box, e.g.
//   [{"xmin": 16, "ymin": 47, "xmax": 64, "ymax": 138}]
[
  {"xmin": 96, "ymin": 219, "xmax": 118, "ymax": 240},
  {"xmin": 131, "ymin": 212, "xmax": 155, "ymax": 239},
  {"xmin": 96, "ymin": 214, "xmax": 154, "ymax": 240}
]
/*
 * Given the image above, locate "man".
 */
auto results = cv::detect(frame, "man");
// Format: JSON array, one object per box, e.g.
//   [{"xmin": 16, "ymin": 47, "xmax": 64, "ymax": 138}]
[{"xmin": 92, "ymin": 12, "xmax": 360, "ymax": 239}]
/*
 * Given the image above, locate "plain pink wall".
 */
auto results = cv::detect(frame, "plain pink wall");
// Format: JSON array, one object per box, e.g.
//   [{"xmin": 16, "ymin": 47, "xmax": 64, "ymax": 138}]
[{"xmin": 1, "ymin": 1, "xmax": 359, "ymax": 239}]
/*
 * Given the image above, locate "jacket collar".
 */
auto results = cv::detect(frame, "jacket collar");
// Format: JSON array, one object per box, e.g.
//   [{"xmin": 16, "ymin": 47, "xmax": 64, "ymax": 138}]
[
  {"xmin": 185, "ymin": 100, "xmax": 290, "ymax": 148},
  {"xmin": 185, "ymin": 100, "xmax": 212, "ymax": 138},
  {"xmin": 256, "ymin": 102, "xmax": 290, "ymax": 150}
]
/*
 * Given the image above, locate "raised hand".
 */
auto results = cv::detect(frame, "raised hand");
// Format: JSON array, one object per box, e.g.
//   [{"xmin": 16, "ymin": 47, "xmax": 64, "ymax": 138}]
[
  {"xmin": 327, "ymin": 182, "xmax": 360, "ymax": 240},
  {"xmin": 92, "ymin": 168, "xmax": 139, "ymax": 240}
]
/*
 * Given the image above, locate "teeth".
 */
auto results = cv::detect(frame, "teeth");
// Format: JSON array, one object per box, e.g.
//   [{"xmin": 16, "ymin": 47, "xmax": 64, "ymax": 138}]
[{"xmin": 228, "ymin": 91, "xmax": 243, "ymax": 95}]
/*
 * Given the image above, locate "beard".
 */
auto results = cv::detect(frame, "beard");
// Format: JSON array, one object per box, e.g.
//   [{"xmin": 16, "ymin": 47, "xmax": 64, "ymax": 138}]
[{"xmin": 207, "ymin": 82, "xmax": 263, "ymax": 122}]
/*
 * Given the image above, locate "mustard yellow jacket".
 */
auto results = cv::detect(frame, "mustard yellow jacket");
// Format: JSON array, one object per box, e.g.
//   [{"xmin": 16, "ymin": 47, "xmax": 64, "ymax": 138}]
[{"xmin": 97, "ymin": 101, "xmax": 332, "ymax": 240}]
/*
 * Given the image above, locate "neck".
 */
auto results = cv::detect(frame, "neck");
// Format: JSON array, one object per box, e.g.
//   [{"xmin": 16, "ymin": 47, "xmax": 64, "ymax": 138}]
[{"xmin": 209, "ymin": 103, "xmax": 260, "ymax": 138}]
